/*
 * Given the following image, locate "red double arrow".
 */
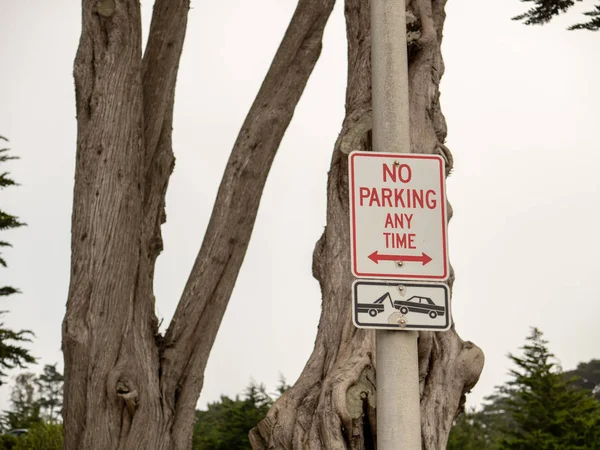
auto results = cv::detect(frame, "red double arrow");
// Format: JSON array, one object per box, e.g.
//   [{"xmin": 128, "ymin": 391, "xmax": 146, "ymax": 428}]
[{"xmin": 368, "ymin": 251, "xmax": 432, "ymax": 266}]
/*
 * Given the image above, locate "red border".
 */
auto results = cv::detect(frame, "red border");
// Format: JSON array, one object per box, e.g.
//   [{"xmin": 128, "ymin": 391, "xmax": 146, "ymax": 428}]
[{"xmin": 349, "ymin": 152, "xmax": 448, "ymax": 280}]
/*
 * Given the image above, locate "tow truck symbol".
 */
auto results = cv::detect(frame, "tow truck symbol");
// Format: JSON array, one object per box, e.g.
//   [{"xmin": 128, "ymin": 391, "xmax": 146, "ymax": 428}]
[
  {"xmin": 356, "ymin": 292, "xmax": 392, "ymax": 317},
  {"xmin": 356, "ymin": 292, "xmax": 445, "ymax": 319}
]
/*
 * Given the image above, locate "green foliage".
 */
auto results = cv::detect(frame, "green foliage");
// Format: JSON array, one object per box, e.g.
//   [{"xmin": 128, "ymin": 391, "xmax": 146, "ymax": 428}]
[
  {"xmin": 0, "ymin": 137, "xmax": 34, "ymax": 385},
  {"xmin": 13, "ymin": 422, "xmax": 62, "ymax": 450},
  {"xmin": 569, "ymin": 4, "xmax": 600, "ymax": 29},
  {"xmin": 448, "ymin": 391, "xmax": 516, "ymax": 450},
  {"xmin": 513, "ymin": 0, "xmax": 600, "ymax": 30},
  {"xmin": 0, "ymin": 137, "xmax": 24, "ymax": 267},
  {"xmin": 0, "ymin": 320, "xmax": 35, "ymax": 384},
  {"xmin": 0, "ymin": 434, "xmax": 19, "ymax": 450},
  {"xmin": 513, "ymin": 0, "xmax": 579, "ymax": 25},
  {"xmin": 193, "ymin": 380, "xmax": 283, "ymax": 450}
]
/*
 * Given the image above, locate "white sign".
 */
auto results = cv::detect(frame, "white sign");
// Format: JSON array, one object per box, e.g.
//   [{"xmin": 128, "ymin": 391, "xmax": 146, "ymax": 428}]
[
  {"xmin": 349, "ymin": 152, "xmax": 449, "ymax": 280},
  {"xmin": 352, "ymin": 280, "xmax": 450, "ymax": 331}
]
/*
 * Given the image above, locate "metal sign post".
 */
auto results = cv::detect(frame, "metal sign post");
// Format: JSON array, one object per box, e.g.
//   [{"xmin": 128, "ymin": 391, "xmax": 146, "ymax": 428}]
[{"xmin": 371, "ymin": 0, "xmax": 421, "ymax": 448}]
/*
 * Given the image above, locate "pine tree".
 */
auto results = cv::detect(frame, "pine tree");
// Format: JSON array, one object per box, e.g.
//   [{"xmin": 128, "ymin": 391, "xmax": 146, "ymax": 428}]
[
  {"xmin": 35, "ymin": 364, "xmax": 64, "ymax": 423},
  {"xmin": 499, "ymin": 327, "xmax": 600, "ymax": 450},
  {"xmin": 0, "ymin": 136, "xmax": 34, "ymax": 385}
]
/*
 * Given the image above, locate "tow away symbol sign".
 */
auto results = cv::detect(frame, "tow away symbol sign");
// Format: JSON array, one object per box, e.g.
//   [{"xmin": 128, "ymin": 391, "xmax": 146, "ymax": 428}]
[
  {"xmin": 349, "ymin": 152, "xmax": 449, "ymax": 280},
  {"xmin": 353, "ymin": 280, "xmax": 450, "ymax": 331}
]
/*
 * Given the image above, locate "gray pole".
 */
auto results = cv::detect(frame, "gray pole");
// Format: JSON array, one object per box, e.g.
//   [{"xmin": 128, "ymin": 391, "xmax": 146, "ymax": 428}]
[{"xmin": 371, "ymin": 0, "xmax": 422, "ymax": 449}]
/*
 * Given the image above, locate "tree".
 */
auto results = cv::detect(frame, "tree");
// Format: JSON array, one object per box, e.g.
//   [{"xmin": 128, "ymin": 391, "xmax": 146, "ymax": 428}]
[
  {"xmin": 64, "ymin": 1, "xmax": 483, "ymax": 449},
  {"xmin": 1, "ymin": 373, "xmax": 42, "ymax": 432},
  {"xmin": 0, "ymin": 136, "xmax": 35, "ymax": 385},
  {"xmin": 35, "ymin": 364, "xmax": 63, "ymax": 423},
  {"xmin": 448, "ymin": 337, "xmax": 600, "ymax": 450},
  {"xmin": 447, "ymin": 408, "xmax": 493, "ymax": 450},
  {"xmin": 566, "ymin": 359, "xmax": 600, "ymax": 401},
  {"xmin": 497, "ymin": 328, "xmax": 600, "ymax": 449},
  {"xmin": 448, "ymin": 395, "xmax": 514, "ymax": 450},
  {"xmin": 512, "ymin": 0, "xmax": 600, "ymax": 30},
  {"xmin": 0, "ymin": 364, "xmax": 64, "ymax": 432},
  {"xmin": 192, "ymin": 382, "xmax": 274, "ymax": 450}
]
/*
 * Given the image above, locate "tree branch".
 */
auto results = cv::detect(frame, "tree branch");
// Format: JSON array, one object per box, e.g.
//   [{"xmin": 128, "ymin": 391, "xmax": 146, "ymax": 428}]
[
  {"xmin": 159, "ymin": 0, "xmax": 337, "ymax": 442},
  {"xmin": 142, "ymin": 0, "xmax": 189, "ymax": 161},
  {"xmin": 135, "ymin": 0, "xmax": 189, "ymax": 335},
  {"xmin": 140, "ymin": 0, "xmax": 189, "ymax": 276}
]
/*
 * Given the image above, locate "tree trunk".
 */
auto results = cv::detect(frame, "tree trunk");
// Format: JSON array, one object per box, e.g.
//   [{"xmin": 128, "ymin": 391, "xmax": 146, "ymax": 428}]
[
  {"xmin": 63, "ymin": 0, "xmax": 335, "ymax": 449},
  {"xmin": 250, "ymin": 1, "xmax": 484, "ymax": 449}
]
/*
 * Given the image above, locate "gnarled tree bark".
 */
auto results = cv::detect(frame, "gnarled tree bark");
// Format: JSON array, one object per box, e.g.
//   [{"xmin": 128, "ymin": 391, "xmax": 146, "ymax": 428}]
[
  {"xmin": 250, "ymin": 0, "xmax": 484, "ymax": 448},
  {"xmin": 64, "ymin": 0, "xmax": 335, "ymax": 449}
]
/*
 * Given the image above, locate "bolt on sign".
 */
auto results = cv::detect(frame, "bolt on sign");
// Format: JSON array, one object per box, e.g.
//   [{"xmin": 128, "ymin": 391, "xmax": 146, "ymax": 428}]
[{"xmin": 349, "ymin": 152, "xmax": 449, "ymax": 280}]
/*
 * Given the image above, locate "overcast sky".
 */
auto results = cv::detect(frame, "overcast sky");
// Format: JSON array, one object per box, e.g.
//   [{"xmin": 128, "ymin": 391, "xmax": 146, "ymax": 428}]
[{"xmin": 0, "ymin": 0, "xmax": 599, "ymax": 413}]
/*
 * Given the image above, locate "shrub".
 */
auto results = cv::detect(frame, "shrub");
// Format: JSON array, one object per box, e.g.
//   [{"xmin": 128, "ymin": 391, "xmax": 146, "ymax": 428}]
[
  {"xmin": 13, "ymin": 423, "xmax": 62, "ymax": 450},
  {"xmin": 0, "ymin": 434, "xmax": 19, "ymax": 450}
]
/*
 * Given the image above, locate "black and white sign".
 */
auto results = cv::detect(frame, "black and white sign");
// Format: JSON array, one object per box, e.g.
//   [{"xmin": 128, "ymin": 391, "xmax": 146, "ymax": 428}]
[{"xmin": 352, "ymin": 280, "xmax": 450, "ymax": 331}]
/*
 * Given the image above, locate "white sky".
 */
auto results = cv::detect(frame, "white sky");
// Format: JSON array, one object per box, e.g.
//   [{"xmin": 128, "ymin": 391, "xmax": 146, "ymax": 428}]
[{"xmin": 0, "ymin": 0, "xmax": 598, "ymax": 413}]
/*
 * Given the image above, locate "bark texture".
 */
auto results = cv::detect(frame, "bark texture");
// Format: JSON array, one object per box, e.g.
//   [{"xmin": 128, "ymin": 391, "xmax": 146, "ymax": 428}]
[
  {"xmin": 250, "ymin": 0, "xmax": 484, "ymax": 449},
  {"xmin": 64, "ymin": 0, "xmax": 335, "ymax": 449}
]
